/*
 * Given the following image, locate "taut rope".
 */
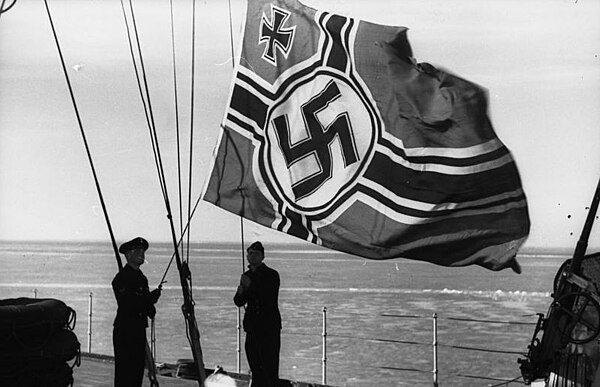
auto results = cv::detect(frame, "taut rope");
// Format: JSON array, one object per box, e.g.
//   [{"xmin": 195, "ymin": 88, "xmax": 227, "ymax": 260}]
[
  {"xmin": 169, "ymin": 0, "xmax": 185, "ymax": 253},
  {"xmin": 0, "ymin": 0, "xmax": 17, "ymax": 17},
  {"xmin": 185, "ymin": 0, "xmax": 198, "ymax": 265},
  {"xmin": 43, "ymin": 0, "xmax": 122, "ymax": 270}
]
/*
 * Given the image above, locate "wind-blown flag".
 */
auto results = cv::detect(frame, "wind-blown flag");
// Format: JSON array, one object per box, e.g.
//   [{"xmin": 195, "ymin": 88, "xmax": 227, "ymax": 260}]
[{"xmin": 203, "ymin": 0, "xmax": 530, "ymax": 271}]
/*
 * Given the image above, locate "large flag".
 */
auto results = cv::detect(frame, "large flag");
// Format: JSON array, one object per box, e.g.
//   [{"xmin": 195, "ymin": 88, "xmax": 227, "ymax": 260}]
[{"xmin": 203, "ymin": 0, "xmax": 530, "ymax": 271}]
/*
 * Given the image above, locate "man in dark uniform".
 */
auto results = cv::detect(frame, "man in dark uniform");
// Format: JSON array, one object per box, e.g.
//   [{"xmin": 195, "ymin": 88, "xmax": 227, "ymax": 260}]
[
  {"xmin": 112, "ymin": 237, "xmax": 161, "ymax": 387},
  {"xmin": 234, "ymin": 241, "xmax": 282, "ymax": 387}
]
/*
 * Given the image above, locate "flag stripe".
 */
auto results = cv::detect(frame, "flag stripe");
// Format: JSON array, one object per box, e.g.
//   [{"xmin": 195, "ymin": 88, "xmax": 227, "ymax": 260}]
[
  {"xmin": 375, "ymin": 144, "xmax": 514, "ymax": 175},
  {"xmin": 316, "ymin": 196, "xmax": 528, "ymax": 257},
  {"xmin": 226, "ymin": 113, "xmax": 258, "ymax": 138},
  {"xmin": 283, "ymin": 207, "xmax": 310, "ymax": 241},
  {"xmin": 230, "ymin": 84, "xmax": 269, "ymax": 129},
  {"xmin": 323, "ymin": 14, "xmax": 350, "ymax": 72},
  {"xmin": 360, "ymin": 177, "xmax": 526, "ymax": 213},
  {"xmin": 237, "ymin": 71, "xmax": 276, "ymax": 100},
  {"xmin": 379, "ymin": 136, "xmax": 511, "ymax": 167},
  {"xmin": 381, "ymin": 132, "xmax": 505, "ymax": 159},
  {"xmin": 237, "ymin": 57, "xmax": 323, "ymax": 101},
  {"xmin": 356, "ymin": 183, "xmax": 526, "ymax": 221},
  {"xmin": 364, "ymin": 152, "xmax": 523, "ymax": 202},
  {"xmin": 383, "ymin": 213, "xmax": 528, "ymax": 261},
  {"xmin": 304, "ymin": 184, "xmax": 526, "ymax": 228}
]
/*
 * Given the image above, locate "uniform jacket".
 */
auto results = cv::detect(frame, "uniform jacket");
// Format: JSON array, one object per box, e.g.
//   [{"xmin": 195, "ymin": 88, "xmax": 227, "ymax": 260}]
[
  {"xmin": 234, "ymin": 263, "xmax": 281, "ymax": 334},
  {"xmin": 112, "ymin": 264, "xmax": 157, "ymax": 329}
]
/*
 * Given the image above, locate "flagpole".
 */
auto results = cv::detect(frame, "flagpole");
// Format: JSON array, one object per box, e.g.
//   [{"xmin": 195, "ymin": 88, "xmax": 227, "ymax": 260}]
[
  {"xmin": 237, "ymin": 217, "xmax": 245, "ymax": 373},
  {"xmin": 226, "ymin": 0, "xmax": 245, "ymax": 373},
  {"xmin": 570, "ymin": 176, "xmax": 600, "ymax": 274}
]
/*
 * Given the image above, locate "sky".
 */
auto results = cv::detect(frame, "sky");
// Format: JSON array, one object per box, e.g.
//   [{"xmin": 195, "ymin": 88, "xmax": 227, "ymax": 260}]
[{"xmin": 0, "ymin": 0, "xmax": 599, "ymax": 251}]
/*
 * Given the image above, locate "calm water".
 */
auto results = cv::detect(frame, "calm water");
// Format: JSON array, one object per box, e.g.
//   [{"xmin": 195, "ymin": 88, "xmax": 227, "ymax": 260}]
[{"xmin": 0, "ymin": 241, "xmax": 569, "ymax": 386}]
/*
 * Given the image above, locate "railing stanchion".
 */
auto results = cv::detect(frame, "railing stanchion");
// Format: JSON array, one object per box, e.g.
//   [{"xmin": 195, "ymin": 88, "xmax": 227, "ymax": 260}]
[
  {"xmin": 237, "ymin": 307, "xmax": 242, "ymax": 373},
  {"xmin": 87, "ymin": 292, "xmax": 93, "ymax": 352},
  {"xmin": 433, "ymin": 312, "xmax": 438, "ymax": 387},
  {"xmin": 151, "ymin": 317, "xmax": 156, "ymax": 359},
  {"xmin": 322, "ymin": 306, "xmax": 327, "ymax": 385}
]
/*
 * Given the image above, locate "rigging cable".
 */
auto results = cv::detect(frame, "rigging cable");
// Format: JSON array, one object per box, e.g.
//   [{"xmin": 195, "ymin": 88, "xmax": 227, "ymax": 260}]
[
  {"xmin": 226, "ymin": 3, "xmax": 245, "ymax": 371},
  {"xmin": 159, "ymin": 192, "xmax": 204, "ymax": 286},
  {"xmin": 225, "ymin": 0, "xmax": 246, "ymax": 274},
  {"xmin": 224, "ymin": 0, "xmax": 246, "ymax": 273},
  {"xmin": 119, "ymin": 0, "xmax": 168, "ymax": 202},
  {"xmin": 169, "ymin": 0, "xmax": 185, "ymax": 254},
  {"xmin": 185, "ymin": 0, "xmax": 197, "ymax": 266},
  {"xmin": 226, "ymin": 0, "xmax": 246, "ymax": 272},
  {"xmin": 227, "ymin": 0, "xmax": 236, "ymax": 66},
  {"xmin": 118, "ymin": 1, "xmax": 206, "ymax": 384},
  {"xmin": 571, "ymin": 176, "xmax": 600, "ymax": 273},
  {"xmin": 42, "ymin": 0, "xmax": 122, "ymax": 271},
  {"xmin": 45, "ymin": 3, "xmax": 160, "ymax": 385},
  {"xmin": 0, "ymin": 0, "xmax": 17, "ymax": 16}
]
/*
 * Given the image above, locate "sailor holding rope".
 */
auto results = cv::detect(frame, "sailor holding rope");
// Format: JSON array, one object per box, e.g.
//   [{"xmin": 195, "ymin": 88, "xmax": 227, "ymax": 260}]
[
  {"xmin": 234, "ymin": 241, "xmax": 282, "ymax": 387},
  {"xmin": 111, "ymin": 237, "xmax": 161, "ymax": 387}
]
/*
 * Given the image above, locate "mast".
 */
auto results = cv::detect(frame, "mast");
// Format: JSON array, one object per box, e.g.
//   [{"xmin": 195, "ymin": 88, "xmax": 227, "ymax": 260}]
[{"xmin": 570, "ymin": 176, "xmax": 600, "ymax": 274}]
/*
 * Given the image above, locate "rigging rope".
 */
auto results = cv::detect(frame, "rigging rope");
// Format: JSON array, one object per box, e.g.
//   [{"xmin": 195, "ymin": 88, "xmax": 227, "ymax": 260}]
[
  {"xmin": 225, "ymin": 0, "xmax": 246, "ymax": 273},
  {"xmin": 119, "ymin": 0, "xmax": 168, "ymax": 203},
  {"xmin": 45, "ymin": 3, "xmax": 160, "ymax": 386},
  {"xmin": 118, "ymin": 1, "xmax": 206, "ymax": 384},
  {"xmin": 43, "ymin": 0, "xmax": 122, "ymax": 270},
  {"xmin": 226, "ymin": 0, "xmax": 249, "ymax": 280},
  {"xmin": 0, "ymin": 0, "xmax": 4, "ymax": 23},
  {"xmin": 571, "ymin": 176, "xmax": 600, "ymax": 273},
  {"xmin": 0, "ymin": 0, "xmax": 17, "ymax": 16},
  {"xmin": 169, "ymin": 0, "xmax": 185, "ymax": 252},
  {"xmin": 226, "ymin": 2, "xmax": 245, "ymax": 373},
  {"xmin": 240, "ymin": 218, "xmax": 246, "ymax": 271},
  {"xmin": 159, "ymin": 192, "xmax": 205, "ymax": 286},
  {"xmin": 227, "ymin": 0, "xmax": 236, "ymax": 66},
  {"xmin": 119, "ymin": 0, "xmax": 184, "ymax": 294},
  {"xmin": 185, "ymin": 0, "xmax": 197, "ymax": 265},
  {"xmin": 119, "ymin": 0, "xmax": 190, "ymax": 282},
  {"xmin": 227, "ymin": 0, "xmax": 246, "ymax": 274}
]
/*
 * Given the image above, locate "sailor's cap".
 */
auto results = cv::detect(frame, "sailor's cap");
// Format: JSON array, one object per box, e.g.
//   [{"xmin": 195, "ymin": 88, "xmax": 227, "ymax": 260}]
[
  {"xmin": 247, "ymin": 241, "xmax": 264, "ymax": 253},
  {"xmin": 119, "ymin": 237, "xmax": 149, "ymax": 254}
]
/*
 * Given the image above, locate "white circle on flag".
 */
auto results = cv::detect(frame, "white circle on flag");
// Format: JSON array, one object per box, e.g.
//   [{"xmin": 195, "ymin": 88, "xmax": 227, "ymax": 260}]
[{"xmin": 264, "ymin": 72, "xmax": 376, "ymax": 212}]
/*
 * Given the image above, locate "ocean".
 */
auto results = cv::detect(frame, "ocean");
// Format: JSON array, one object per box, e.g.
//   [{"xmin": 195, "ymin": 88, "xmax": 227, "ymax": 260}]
[{"xmin": 0, "ymin": 240, "xmax": 569, "ymax": 386}]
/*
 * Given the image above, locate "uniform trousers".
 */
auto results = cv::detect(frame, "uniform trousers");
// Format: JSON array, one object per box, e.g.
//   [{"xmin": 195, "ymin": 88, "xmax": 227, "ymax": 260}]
[
  {"xmin": 113, "ymin": 325, "xmax": 146, "ymax": 387},
  {"xmin": 245, "ymin": 329, "xmax": 281, "ymax": 387}
]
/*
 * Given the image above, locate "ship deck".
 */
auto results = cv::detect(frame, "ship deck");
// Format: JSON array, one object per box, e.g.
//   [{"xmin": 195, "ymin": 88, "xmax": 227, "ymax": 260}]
[
  {"xmin": 76, "ymin": 353, "xmax": 328, "ymax": 387},
  {"xmin": 76, "ymin": 353, "xmax": 246, "ymax": 387}
]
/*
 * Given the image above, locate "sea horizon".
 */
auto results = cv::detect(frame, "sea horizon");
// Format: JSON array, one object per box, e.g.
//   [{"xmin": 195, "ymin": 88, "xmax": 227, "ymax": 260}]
[{"xmin": 0, "ymin": 237, "xmax": 589, "ymax": 256}]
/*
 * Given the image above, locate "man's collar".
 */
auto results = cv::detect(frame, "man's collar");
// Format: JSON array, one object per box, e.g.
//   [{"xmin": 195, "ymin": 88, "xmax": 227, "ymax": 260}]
[
  {"xmin": 125, "ymin": 262, "xmax": 141, "ymax": 271},
  {"xmin": 248, "ymin": 262, "xmax": 265, "ymax": 272}
]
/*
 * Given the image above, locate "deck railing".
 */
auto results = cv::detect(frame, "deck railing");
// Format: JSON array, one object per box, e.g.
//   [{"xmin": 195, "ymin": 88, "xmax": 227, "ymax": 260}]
[{"xmin": 30, "ymin": 288, "xmax": 537, "ymax": 386}]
